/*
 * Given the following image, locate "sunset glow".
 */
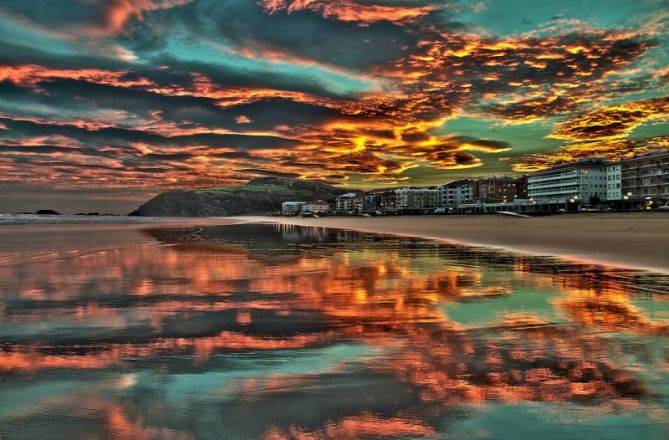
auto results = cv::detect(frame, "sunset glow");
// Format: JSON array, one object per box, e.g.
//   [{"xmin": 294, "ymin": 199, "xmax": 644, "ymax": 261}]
[{"xmin": 1, "ymin": 1, "xmax": 668, "ymax": 211}]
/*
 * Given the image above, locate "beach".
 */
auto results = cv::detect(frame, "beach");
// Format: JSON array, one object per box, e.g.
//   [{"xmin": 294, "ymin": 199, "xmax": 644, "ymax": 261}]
[
  {"xmin": 3, "ymin": 221, "xmax": 668, "ymax": 438},
  {"xmin": 2, "ymin": 212, "xmax": 668, "ymax": 273},
  {"xmin": 240, "ymin": 213, "xmax": 669, "ymax": 273}
]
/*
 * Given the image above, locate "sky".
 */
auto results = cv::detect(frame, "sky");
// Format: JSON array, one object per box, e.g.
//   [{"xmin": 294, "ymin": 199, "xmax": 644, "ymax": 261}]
[{"xmin": 1, "ymin": 0, "xmax": 668, "ymax": 213}]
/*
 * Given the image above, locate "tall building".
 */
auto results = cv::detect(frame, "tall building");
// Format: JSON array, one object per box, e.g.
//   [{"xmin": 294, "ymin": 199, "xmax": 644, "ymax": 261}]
[
  {"xmin": 378, "ymin": 190, "xmax": 398, "ymax": 213},
  {"xmin": 439, "ymin": 179, "xmax": 476, "ymax": 207},
  {"xmin": 281, "ymin": 201, "xmax": 306, "ymax": 215},
  {"xmin": 363, "ymin": 193, "xmax": 381, "ymax": 213},
  {"xmin": 395, "ymin": 187, "xmax": 438, "ymax": 211},
  {"xmin": 336, "ymin": 192, "xmax": 363, "ymax": 213},
  {"xmin": 527, "ymin": 158, "xmax": 609, "ymax": 204},
  {"xmin": 619, "ymin": 150, "xmax": 669, "ymax": 198},
  {"xmin": 477, "ymin": 176, "xmax": 526, "ymax": 203},
  {"xmin": 514, "ymin": 175, "xmax": 528, "ymax": 199},
  {"xmin": 302, "ymin": 200, "xmax": 330, "ymax": 214},
  {"xmin": 607, "ymin": 162, "xmax": 622, "ymax": 201}
]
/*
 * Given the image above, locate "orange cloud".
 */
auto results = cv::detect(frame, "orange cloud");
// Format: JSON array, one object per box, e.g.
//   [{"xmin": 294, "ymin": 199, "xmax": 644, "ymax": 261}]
[
  {"xmin": 550, "ymin": 96, "xmax": 669, "ymax": 141},
  {"xmin": 264, "ymin": 413, "xmax": 436, "ymax": 439},
  {"xmin": 260, "ymin": 0, "xmax": 439, "ymax": 25},
  {"xmin": 513, "ymin": 96, "xmax": 669, "ymax": 171},
  {"xmin": 102, "ymin": 0, "xmax": 193, "ymax": 35},
  {"xmin": 0, "ymin": 21, "xmax": 655, "ymax": 188},
  {"xmin": 387, "ymin": 31, "xmax": 652, "ymax": 124},
  {"xmin": 0, "ymin": 64, "xmax": 155, "ymax": 88},
  {"xmin": 513, "ymin": 135, "xmax": 669, "ymax": 172}
]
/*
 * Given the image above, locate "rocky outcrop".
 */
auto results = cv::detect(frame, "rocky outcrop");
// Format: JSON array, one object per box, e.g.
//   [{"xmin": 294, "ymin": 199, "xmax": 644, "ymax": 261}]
[{"xmin": 129, "ymin": 178, "xmax": 350, "ymax": 217}]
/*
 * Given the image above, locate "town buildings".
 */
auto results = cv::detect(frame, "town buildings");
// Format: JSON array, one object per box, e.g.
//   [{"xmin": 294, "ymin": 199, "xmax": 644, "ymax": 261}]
[
  {"xmin": 280, "ymin": 151, "xmax": 668, "ymax": 216},
  {"xmin": 527, "ymin": 152, "xmax": 669, "ymax": 208},
  {"xmin": 477, "ymin": 176, "xmax": 527, "ymax": 203},
  {"xmin": 378, "ymin": 190, "xmax": 398, "ymax": 213},
  {"xmin": 281, "ymin": 201, "xmax": 306, "ymax": 215},
  {"xmin": 363, "ymin": 193, "xmax": 380, "ymax": 213},
  {"xmin": 527, "ymin": 158, "xmax": 609, "ymax": 205},
  {"xmin": 607, "ymin": 162, "xmax": 622, "ymax": 201},
  {"xmin": 395, "ymin": 187, "xmax": 439, "ymax": 212},
  {"xmin": 439, "ymin": 179, "xmax": 477, "ymax": 207},
  {"xmin": 302, "ymin": 200, "xmax": 331, "ymax": 214},
  {"xmin": 514, "ymin": 175, "xmax": 528, "ymax": 199},
  {"xmin": 620, "ymin": 150, "xmax": 669, "ymax": 198},
  {"xmin": 336, "ymin": 192, "xmax": 364, "ymax": 213}
]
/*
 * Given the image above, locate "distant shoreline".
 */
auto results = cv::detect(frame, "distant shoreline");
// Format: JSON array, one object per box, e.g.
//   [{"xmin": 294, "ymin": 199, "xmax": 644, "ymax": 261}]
[{"xmin": 237, "ymin": 213, "xmax": 669, "ymax": 274}]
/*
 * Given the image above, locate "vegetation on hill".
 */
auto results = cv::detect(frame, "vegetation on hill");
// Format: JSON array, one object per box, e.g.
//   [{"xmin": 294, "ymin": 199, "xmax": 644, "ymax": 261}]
[{"xmin": 129, "ymin": 178, "xmax": 350, "ymax": 217}]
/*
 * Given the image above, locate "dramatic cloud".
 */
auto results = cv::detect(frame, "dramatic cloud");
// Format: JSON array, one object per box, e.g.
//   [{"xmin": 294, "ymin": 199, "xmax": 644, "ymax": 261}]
[
  {"xmin": 515, "ymin": 96, "xmax": 669, "ymax": 171},
  {"xmin": 102, "ymin": 0, "xmax": 194, "ymax": 36},
  {"xmin": 0, "ymin": 0, "xmax": 193, "ymax": 37},
  {"xmin": 550, "ymin": 96, "xmax": 669, "ymax": 141},
  {"xmin": 514, "ymin": 135, "xmax": 669, "ymax": 173},
  {"xmin": 0, "ymin": 0, "xmax": 667, "ymax": 210},
  {"xmin": 260, "ymin": 0, "xmax": 441, "ymax": 25}
]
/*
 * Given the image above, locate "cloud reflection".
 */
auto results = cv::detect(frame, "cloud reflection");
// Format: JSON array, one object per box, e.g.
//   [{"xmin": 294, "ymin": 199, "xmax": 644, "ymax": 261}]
[{"xmin": 0, "ymin": 223, "xmax": 667, "ymax": 438}]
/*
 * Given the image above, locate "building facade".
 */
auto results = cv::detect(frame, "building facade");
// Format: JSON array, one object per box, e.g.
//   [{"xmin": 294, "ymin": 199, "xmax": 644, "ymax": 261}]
[
  {"xmin": 281, "ymin": 201, "xmax": 306, "ymax": 215},
  {"xmin": 607, "ymin": 163, "xmax": 622, "ymax": 201},
  {"xmin": 476, "ymin": 176, "xmax": 527, "ymax": 203},
  {"xmin": 439, "ymin": 179, "xmax": 476, "ymax": 207},
  {"xmin": 395, "ymin": 187, "xmax": 438, "ymax": 211},
  {"xmin": 620, "ymin": 150, "xmax": 669, "ymax": 199},
  {"xmin": 336, "ymin": 192, "xmax": 364, "ymax": 213},
  {"xmin": 514, "ymin": 175, "xmax": 528, "ymax": 199},
  {"xmin": 363, "ymin": 193, "xmax": 381, "ymax": 213},
  {"xmin": 527, "ymin": 158, "xmax": 609, "ymax": 204},
  {"xmin": 378, "ymin": 190, "xmax": 398, "ymax": 213},
  {"xmin": 302, "ymin": 200, "xmax": 330, "ymax": 214}
]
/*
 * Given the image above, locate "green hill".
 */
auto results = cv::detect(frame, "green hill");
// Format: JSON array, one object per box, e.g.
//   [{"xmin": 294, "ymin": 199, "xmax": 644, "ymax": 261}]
[{"xmin": 129, "ymin": 178, "xmax": 351, "ymax": 217}]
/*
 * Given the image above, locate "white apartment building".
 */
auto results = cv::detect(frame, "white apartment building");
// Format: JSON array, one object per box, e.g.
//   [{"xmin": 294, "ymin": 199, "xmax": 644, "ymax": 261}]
[
  {"xmin": 302, "ymin": 200, "xmax": 330, "ymax": 214},
  {"xmin": 439, "ymin": 179, "xmax": 475, "ymax": 207},
  {"xmin": 607, "ymin": 163, "xmax": 622, "ymax": 201},
  {"xmin": 281, "ymin": 201, "xmax": 306, "ymax": 214},
  {"xmin": 527, "ymin": 158, "xmax": 609, "ymax": 204}
]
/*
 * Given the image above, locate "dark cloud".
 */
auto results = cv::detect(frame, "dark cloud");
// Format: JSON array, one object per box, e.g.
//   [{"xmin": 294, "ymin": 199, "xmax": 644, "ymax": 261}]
[
  {"xmin": 203, "ymin": 0, "xmax": 419, "ymax": 71},
  {"xmin": 236, "ymin": 168, "xmax": 301, "ymax": 179},
  {"xmin": 0, "ymin": 116, "xmax": 300, "ymax": 150},
  {"xmin": 0, "ymin": 0, "xmax": 664, "ymax": 201}
]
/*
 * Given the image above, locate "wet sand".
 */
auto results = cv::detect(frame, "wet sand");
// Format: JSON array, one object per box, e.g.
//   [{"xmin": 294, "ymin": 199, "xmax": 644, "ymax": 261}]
[{"xmin": 239, "ymin": 213, "xmax": 669, "ymax": 274}]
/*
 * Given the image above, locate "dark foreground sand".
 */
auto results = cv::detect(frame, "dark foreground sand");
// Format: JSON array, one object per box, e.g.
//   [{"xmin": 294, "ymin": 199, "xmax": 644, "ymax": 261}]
[{"xmin": 239, "ymin": 213, "xmax": 669, "ymax": 274}]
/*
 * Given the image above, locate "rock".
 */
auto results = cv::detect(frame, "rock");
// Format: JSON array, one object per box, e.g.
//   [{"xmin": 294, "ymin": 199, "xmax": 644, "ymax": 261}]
[
  {"xmin": 35, "ymin": 209, "xmax": 61, "ymax": 215},
  {"xmin": 129, "ymin": 178, "xmax": 350, "ymax": 217}
]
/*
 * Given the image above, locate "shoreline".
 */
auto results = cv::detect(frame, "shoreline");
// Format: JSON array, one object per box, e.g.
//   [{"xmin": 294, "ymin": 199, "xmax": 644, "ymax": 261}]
[
  {"xmin": 236, "ymin": 213, "xmax": 669, "ymax": 274},
  {"xmin": 2, "ymin": 212, "xmax": 667, "ymax": 275}
]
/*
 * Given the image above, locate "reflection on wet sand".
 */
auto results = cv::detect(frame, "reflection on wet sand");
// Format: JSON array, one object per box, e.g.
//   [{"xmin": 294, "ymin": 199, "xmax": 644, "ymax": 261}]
[{"xmin": 0, "ymin": 223, "xmax": 668, "ymax": 439}]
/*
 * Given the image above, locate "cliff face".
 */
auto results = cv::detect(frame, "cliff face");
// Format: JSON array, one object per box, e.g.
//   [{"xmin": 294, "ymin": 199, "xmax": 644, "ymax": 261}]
[{"xmin": 129, "ymin": 178, "xmax": 350, "ymax": 217}]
